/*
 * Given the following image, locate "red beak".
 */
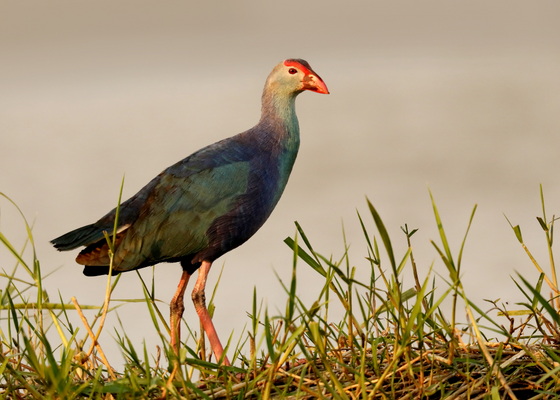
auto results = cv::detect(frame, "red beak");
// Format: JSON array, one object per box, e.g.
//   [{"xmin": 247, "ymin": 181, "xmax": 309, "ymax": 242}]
[{"xmin": 303, "ymin": 73, "xmax": 329, "ymax": 94}]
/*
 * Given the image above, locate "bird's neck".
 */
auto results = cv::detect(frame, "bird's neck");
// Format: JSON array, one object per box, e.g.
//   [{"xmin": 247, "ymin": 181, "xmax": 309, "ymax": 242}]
[
  {"xmin": 258, "ymin": 86, "xmax": 301, "ymax": 152},
  {"xmin": 256, "ymin": 86, "xmax": 302, "ymax": 211}
]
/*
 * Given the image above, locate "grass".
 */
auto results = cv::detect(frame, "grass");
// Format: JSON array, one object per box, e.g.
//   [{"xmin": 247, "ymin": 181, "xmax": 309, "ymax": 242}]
[{"xmin": 1, "ymin": 186, "xmax": 560, "ymax": 399}]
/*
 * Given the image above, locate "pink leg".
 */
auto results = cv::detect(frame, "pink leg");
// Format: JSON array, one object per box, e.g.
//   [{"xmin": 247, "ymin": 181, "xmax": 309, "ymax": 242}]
[
  {"xmin": 192, "ymin": 261, "xmax": 230, "ymax": 366},
  {"xmin": 170, "ymin": 270, "xmax": 191, "ymax": 356}
]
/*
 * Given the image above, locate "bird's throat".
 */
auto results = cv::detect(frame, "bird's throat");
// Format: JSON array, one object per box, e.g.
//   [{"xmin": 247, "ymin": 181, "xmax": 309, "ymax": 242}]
[{"xmin": 260, "ymin": 90, "xmax": 300, "ymax": 149}]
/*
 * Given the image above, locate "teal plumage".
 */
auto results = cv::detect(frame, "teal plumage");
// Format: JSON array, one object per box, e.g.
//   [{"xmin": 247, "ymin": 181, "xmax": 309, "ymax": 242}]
[{"xmin": 51, "ymin": 59, "xmax": 328, "ymax": 365}]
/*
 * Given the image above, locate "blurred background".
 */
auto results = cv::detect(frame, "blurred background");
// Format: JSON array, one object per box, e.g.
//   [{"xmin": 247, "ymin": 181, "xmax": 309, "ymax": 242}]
[{"xmin": 1, "ymin": 1, "xmax": 560, "ymax": 366}]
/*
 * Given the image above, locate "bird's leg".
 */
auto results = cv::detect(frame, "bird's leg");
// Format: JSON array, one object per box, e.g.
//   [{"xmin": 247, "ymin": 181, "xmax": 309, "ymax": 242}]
[
  {"xmin": 170, "ymin": 270, "xmax": 191, "ymax": 356},
  {"xmin": 192, "ymin": 261, "xmax": 230, "ymax": 366},
  {"xmin": 165, "ymin": 271, "xmax": 191, "ymax": 390}
]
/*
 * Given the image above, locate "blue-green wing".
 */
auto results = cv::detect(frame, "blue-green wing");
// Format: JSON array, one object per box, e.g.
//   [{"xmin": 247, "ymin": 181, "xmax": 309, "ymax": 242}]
[{"xmin": 113, "ymin": 159, "xmax": 251, "ymax": 270}]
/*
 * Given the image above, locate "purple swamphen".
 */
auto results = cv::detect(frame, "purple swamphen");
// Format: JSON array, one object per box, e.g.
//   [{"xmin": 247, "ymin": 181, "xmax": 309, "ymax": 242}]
[{"xmin": 51, "ymin": 59, "xmax": 329, "ymax": 365}]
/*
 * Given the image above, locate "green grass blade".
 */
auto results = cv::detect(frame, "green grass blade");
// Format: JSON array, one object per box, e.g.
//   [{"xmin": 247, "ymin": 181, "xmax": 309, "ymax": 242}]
[
  {"xmin": 518, "ymin": 273, "xmax": 560, "ymax": 325},
  {"xmin": 366, "ymin": 198, "xmax": 396, "ymax": 273},
  {"xmin": 429, "ymin": 188, "xmax": 455, "ymax": 269},
  {"xmin": 284, "ymin": 237, "xmax": 326, "ymax": 277}
]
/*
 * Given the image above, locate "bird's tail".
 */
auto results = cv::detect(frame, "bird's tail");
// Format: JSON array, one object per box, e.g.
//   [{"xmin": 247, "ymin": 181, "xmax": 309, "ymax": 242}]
[{"xmin": 51, "ymin": 224, "xmax": 103, "ymax": 251}]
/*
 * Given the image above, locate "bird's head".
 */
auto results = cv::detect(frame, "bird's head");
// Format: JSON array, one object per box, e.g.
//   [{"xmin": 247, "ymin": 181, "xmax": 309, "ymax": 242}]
[{"xmin": 266, "ymin": 59, "xmax": 329, "ymax": 96}]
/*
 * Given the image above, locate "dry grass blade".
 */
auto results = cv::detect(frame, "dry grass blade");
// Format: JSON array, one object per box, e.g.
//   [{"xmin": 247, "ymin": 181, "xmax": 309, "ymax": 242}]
[{"xmin": 71, "ymin": 297, "xmax": 117, "ymax": 380}]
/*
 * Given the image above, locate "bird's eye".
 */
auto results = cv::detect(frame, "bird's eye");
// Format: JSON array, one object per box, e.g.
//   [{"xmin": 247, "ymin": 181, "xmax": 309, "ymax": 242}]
[{"xmin": 288, "ymin": 68, "xmax": 298, "ymax": 75}]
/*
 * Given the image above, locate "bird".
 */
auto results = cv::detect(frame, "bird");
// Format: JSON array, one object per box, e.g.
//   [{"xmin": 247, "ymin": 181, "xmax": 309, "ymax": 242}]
[{"xmin": 51, "ymin": 59, "xmax": 329, "ymax": 366}]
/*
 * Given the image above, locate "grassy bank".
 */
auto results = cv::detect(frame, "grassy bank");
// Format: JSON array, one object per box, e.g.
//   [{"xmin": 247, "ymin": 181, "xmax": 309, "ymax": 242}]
[{"xmin": 1, "ymin": 188, "xmax": 560, "ymax": 399}]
